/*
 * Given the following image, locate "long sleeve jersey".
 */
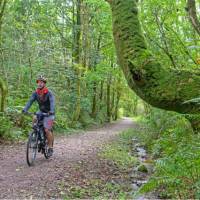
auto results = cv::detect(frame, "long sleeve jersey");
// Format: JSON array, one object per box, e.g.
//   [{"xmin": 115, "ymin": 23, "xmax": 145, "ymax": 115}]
[{"xmin": 23, "ymin": 90, "xmax": 55, "ymax": 113}]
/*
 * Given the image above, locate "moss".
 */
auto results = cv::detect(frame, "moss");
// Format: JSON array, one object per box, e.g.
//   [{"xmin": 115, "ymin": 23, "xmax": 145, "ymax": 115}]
[{"xmin": 108, "ymin": 0, "xmax": 200, "ymax": 116}]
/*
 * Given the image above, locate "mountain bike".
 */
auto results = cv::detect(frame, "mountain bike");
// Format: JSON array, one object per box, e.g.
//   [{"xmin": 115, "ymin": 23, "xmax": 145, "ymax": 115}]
[{"xmin": 25, "ymin": 112, "xmax": 53, "ymax": 166}]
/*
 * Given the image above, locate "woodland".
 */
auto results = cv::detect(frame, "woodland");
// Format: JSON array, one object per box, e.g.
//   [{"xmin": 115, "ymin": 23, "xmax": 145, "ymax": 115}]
[{"xmin": 0, "ymin": 0, "xmax": 200, "ymax": 199}]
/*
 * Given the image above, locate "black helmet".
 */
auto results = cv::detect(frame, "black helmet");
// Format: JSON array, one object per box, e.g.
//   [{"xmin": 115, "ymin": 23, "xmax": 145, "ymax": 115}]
[{"xmin": 36, "ymin": 75, "xmax": 47, "ymax": 83}]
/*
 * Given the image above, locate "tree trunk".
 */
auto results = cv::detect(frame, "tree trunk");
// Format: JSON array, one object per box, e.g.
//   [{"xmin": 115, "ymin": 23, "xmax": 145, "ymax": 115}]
[
  {"xmin": 106, "ymin": 0, "xmax": 200, "ymax": 115},
  {"xmin": 111, "ymin": 85, "xmax": 115, "ymax": 119},
  {"xmin": 132, "ymin": 95, "xmax": 138, "ymax": 116},
  {"xmin": 0, "ymin": 1, "xmax": 7, "ymax": 112},
  {"xmin": 0, "ymin": 77, "xmax": 7, "ymax": 112},
  {"xmin": 99, "ymin": 80, "xmax": 104, "ymax": 111},
  {"xmin": 91, "ymin": 33, "xmax": 102, "ymax": 118},
  {"xmin": 106, "ymin": 77, "xmax": 111, "ymax": 122},
  {"xmin": 72, "ymin": 0, "xmax": 82, "ymax": 124},
  {"xmin": 0, "ymin": 0, "xmax": 7, "ymax": 43},
  {"xmin": 114, "ymin": 90, "xmax": 121, "ymax": 120},
  {"xmin": 91, "ymin": 82, "xmax": 97, "ymax": 118},
  {"xmin": 186, "ymin": 0, "xmax": 200, "ymax": 36}
]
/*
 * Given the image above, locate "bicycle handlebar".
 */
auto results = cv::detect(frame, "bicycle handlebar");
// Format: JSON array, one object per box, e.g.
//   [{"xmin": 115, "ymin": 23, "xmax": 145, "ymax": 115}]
[{"xmin": 23, "ymin": 112, "xmax": 51, "ymax": 117}]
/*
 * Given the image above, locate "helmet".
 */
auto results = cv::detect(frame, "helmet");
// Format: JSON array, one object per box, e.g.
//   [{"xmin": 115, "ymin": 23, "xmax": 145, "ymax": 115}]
[{"xmin": 36, "ymin": 75, "xmax": 47, "ymax": 83}]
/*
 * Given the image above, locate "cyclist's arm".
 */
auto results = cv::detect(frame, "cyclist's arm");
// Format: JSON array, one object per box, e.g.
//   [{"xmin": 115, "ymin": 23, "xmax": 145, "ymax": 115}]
[
  {"xmin": 23, "ymin": 92, "xmax": 37, "ymax": 112},
  {"xmin": 49, "ymin": 91, "xmax": 55, "ymax": 114}
]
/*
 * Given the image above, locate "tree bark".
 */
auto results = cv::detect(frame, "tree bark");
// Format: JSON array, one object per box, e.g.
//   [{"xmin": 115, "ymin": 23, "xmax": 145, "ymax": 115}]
[
  {"xmin": 107, "ymin": 77, "xmax": 111, "ymax": 122},
  {"xmin": 186, "ymin": 0, "xmax": 200, "ymax": 36},
  {"xmin": 106, "ymin": 0, "xmax": 200, "ymax": 115},
  {"xmin": 0, "ymin": 77, "xmax": 7, "ymax": 112},
  {"xmin": 111, "ymin": 85, "xmax": 115, "ymax": 119},
  {"xmin": 91, "ymin": 82, "xmax": 97, "ymax": 118},
  {"xmin": 99, "ymin": 80, "xmax": 104, "ymax": 111},
  {"xmin": 114, "ymin": 90, "xmax": 120, "ymax": 120},
  {"xmin": 0, "ymin": 0, "xmax": 7, "ymax": 41},
  {"xmin": 72, "ymin": 0, "xmax": 82, "ymax": 124},
  {"xmin": 91, "ymin": 33, "xmax": 102, "ymax": 118},
  {"xmin": 0, "ymin": 1, "xmax": 7, "ymax": 112}
]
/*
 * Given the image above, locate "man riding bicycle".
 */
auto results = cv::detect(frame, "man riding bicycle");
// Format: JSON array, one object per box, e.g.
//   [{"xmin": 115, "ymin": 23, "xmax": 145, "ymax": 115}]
[{"xmin": 23, "ymin": 75, "xmax": 55, "ymax": 157}]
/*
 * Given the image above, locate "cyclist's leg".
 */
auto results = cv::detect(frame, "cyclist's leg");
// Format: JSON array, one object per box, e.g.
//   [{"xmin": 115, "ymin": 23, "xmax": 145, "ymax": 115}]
[
  {"xmin": 45, "ymin": 128, "xmax": 54, "ymax": 148},
  {"xmin": 43, "ymin": 115, "xmax": 54, "ymax": 148}
]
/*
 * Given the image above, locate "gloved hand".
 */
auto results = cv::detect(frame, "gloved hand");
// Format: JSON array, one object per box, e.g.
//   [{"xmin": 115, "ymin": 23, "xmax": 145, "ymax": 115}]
[{"xmin": 48, "ymin": 111, "xmax": 54, "ymax": 115}]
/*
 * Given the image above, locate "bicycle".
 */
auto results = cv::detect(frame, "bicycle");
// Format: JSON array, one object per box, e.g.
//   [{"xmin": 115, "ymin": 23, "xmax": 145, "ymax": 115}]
[{"xmin": 25, "ymin": 112, "xmax": 53, "ymax": 166}]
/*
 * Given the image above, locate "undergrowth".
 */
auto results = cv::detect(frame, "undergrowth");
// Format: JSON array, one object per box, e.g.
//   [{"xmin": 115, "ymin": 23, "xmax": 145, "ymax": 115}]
[{"xmin": 134, "ymin": 108, "xmax": 200, "ymax": 199}]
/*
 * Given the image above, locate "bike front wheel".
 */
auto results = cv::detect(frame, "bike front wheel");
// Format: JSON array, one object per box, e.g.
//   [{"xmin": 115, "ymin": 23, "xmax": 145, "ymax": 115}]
[{"xmin": 26, "ymin": 131, "xmax": 38, "ymax": 166}]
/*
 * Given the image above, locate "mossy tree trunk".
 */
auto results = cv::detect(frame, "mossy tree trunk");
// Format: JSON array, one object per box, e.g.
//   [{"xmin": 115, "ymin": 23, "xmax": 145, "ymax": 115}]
[
  {"xmin": 106, "ymin": 0, "xmax": 200, "ymax": 130},
  {"xmin": 106, "ymin": 76, "xmax": 111, "ymax": 122},
  {"xmin": 114, "ymin": 89, "xmax": 121, "ymax": 120},
  {"xmin": 106, "ymin": 0, "xmax": 200, "ymax": 115},
  {"xmin": 0, "ymin": 77, "xmax": 7, "ymax": 112},
  {"xmin": 91, "ymin": 33, "xmax": 102, "ymax": 119},
  {"xmin": 0, "ymin": 0, "xmax": 7, "ymax": 43},
  {"xmin": 72, "ymin": 0, "xmax": 82, "ymax": 124},
  {"xmin": 0, "ymin": 1, "xmax": 7, "ymax": 112}
]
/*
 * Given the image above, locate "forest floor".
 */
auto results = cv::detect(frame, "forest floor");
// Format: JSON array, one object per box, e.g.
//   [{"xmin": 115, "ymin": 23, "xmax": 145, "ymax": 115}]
[{"xmin": 0, "ymin": 118, "xmax": 140, "ymax": 199}]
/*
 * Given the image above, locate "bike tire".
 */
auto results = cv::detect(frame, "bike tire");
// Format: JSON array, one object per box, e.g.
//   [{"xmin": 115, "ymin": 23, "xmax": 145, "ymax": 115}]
[
  {"xmin": 44, "ymin": 132, "xmax": 54, "ymax": 159},
  {"xmin": 44, "ymin": 138, "xmax": 49, "ymax": 159},
  {"xmin": 26, "ymin": 131, "xmax": 38, "ymax": 166}
]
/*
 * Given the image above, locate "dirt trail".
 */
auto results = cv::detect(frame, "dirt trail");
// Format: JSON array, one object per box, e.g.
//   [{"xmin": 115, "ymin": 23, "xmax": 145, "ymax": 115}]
[{"xmin": 0, "ymin": 118, "xmax": 136, "ymax": 199}]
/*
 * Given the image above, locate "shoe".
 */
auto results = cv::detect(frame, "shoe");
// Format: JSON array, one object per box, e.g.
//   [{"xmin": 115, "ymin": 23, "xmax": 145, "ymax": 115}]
[{"xmin": 48, "ymin": 148, "xmax": 53, "ymax": 157}]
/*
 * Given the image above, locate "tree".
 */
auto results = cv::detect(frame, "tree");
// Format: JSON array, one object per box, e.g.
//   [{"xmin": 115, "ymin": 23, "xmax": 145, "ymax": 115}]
[
  {"xmin": 71, "ymin": 0, "xmax": 82, "ymax": 124},
  {"xmin": 187, "ymin": 0, "xmax": 200, "ymax": 36},
  {"xmin": 105, "ymin": 0, "xmax": 200, "ymax": 129},
  {"xmin": 0, "ymin": 0, "xmax": 7, "ymax": 112},
  {"xmin": 0, "ymin": 0, "xmax": 7, "ymax": 40},
  {"xmin": 0, "ymin": 77, "xmax": 7, "ymax": 112}
]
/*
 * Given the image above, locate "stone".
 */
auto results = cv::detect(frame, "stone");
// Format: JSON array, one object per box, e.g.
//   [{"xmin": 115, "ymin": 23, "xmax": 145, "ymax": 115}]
[{"xmin": 137, "ymin": 164, "xmax": 148, "ymax": 173}]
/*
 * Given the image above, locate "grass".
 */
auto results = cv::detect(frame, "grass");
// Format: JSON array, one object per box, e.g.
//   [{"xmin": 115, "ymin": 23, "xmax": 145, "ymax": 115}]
[
  {"xmin": 100, "ymin": 129, "xmax": 139, "ymax": 170},
  {"xmin": 61, "ymin": 179, "xmax": 130, "ymax": 200}
]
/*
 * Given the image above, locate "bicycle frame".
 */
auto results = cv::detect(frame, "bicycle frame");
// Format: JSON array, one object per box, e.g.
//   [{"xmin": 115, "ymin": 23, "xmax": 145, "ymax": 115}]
[{"xmin": 26, "ymin": 112, "xmax": 50, "ymax": 166}]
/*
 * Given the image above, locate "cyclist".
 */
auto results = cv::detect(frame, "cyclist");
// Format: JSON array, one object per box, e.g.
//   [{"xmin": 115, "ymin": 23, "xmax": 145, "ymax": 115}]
[{"xmin": 22, "ymin": 75, "xmax": 55, "ymax": 157}]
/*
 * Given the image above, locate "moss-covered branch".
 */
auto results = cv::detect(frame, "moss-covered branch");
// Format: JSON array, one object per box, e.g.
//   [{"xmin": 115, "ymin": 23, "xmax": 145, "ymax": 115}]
[{"xmin": 107, "ymin": 0, "xmax": 200, "ymax": 114}]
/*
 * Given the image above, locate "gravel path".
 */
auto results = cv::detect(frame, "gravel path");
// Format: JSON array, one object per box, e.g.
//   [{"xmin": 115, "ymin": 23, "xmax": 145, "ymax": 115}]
[{"xmin": 0, "ymin": 118, "xmax": 136, "ymax": 199}]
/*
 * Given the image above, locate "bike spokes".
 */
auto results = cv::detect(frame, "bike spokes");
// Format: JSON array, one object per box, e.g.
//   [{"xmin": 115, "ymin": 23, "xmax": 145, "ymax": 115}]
[{"xmin": 26, "ymin": 132, "xmax": 38, "ymax": 166}]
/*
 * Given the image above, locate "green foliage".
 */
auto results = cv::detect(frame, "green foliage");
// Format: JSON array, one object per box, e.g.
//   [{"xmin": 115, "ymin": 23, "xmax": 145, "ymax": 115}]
[
  {"xmin": 0, "ymin": 0, "xmax": 139, "ymax": 139},
  {"xmin": 139, "ymin": 0, "xmax": 198, "ymax": 69},
  {"xmin": 100, "ymin": 129, "xmax": 138, "ymax": 170},
  {"xmin": 0, "ymin": 113, "xmax": 12, "ymax": 138},
  {"xmin": 135, "ymin": 108, "xmax": 200, "ymax": 199},
  {"xmin": 61, "ymin": 179, "xmax": 129, "ymax": 199}
]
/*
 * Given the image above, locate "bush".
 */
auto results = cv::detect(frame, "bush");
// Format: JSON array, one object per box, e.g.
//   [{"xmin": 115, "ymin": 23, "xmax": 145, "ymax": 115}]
[
  {"xmin": 0, "ymin": 113, "xmax": 12, "ymax": 139},
  {"xmin": 135, "ymin": 108, "xmax": 200, "ymax": 199}
]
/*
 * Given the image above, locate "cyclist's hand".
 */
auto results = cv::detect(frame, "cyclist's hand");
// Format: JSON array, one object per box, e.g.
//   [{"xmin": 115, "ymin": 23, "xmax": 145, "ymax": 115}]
[{"xmin": 48, "ymin": 111, "xmax": 54, "ymax": 115}]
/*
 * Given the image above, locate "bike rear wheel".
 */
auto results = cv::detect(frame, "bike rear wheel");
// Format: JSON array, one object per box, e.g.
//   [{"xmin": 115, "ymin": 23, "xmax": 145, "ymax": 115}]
[
  {"xmin": 43, "ymin": 133, "xmax": 54, "ymax": 159},
  {"xmin": 26, "ymin": 131, "xmax": 38, "ymax": 166},
  {"xmin": 43, "ymin": 138, "xmax": 49, "ymax": 159}
]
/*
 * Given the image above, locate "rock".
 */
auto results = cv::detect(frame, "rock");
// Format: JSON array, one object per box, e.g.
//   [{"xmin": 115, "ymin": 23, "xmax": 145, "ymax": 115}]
[
  {"xmin": 131, "ymin": 183, "xmax": 139, "ymax": 191},
  {"xmin": 136, "ymin": 180, "xmax": 148, "ymax": 187},
  {"xmin": 137, "ymin": 164, "xmax": 148, "ymax": 173},
  {"xmin": 136, "ymin": 147, "xmax": 146, "ymax": 157},
  {"xmin": 132, "ymin": 138, "xmax": 138, "ymax": 142},
  {"xmin": 145, "ymin": 163, "xmax": 154, "ymax": 174},
  {"xmin": 135, "ymin": 143, "xmax": 141, "ymax": 147}
]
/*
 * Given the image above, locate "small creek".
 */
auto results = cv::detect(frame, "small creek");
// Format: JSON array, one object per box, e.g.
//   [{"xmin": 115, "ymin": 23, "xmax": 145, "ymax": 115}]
[{"xmin": 130, "ymin": 138, "xmax": 158, "ymax": 199}]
